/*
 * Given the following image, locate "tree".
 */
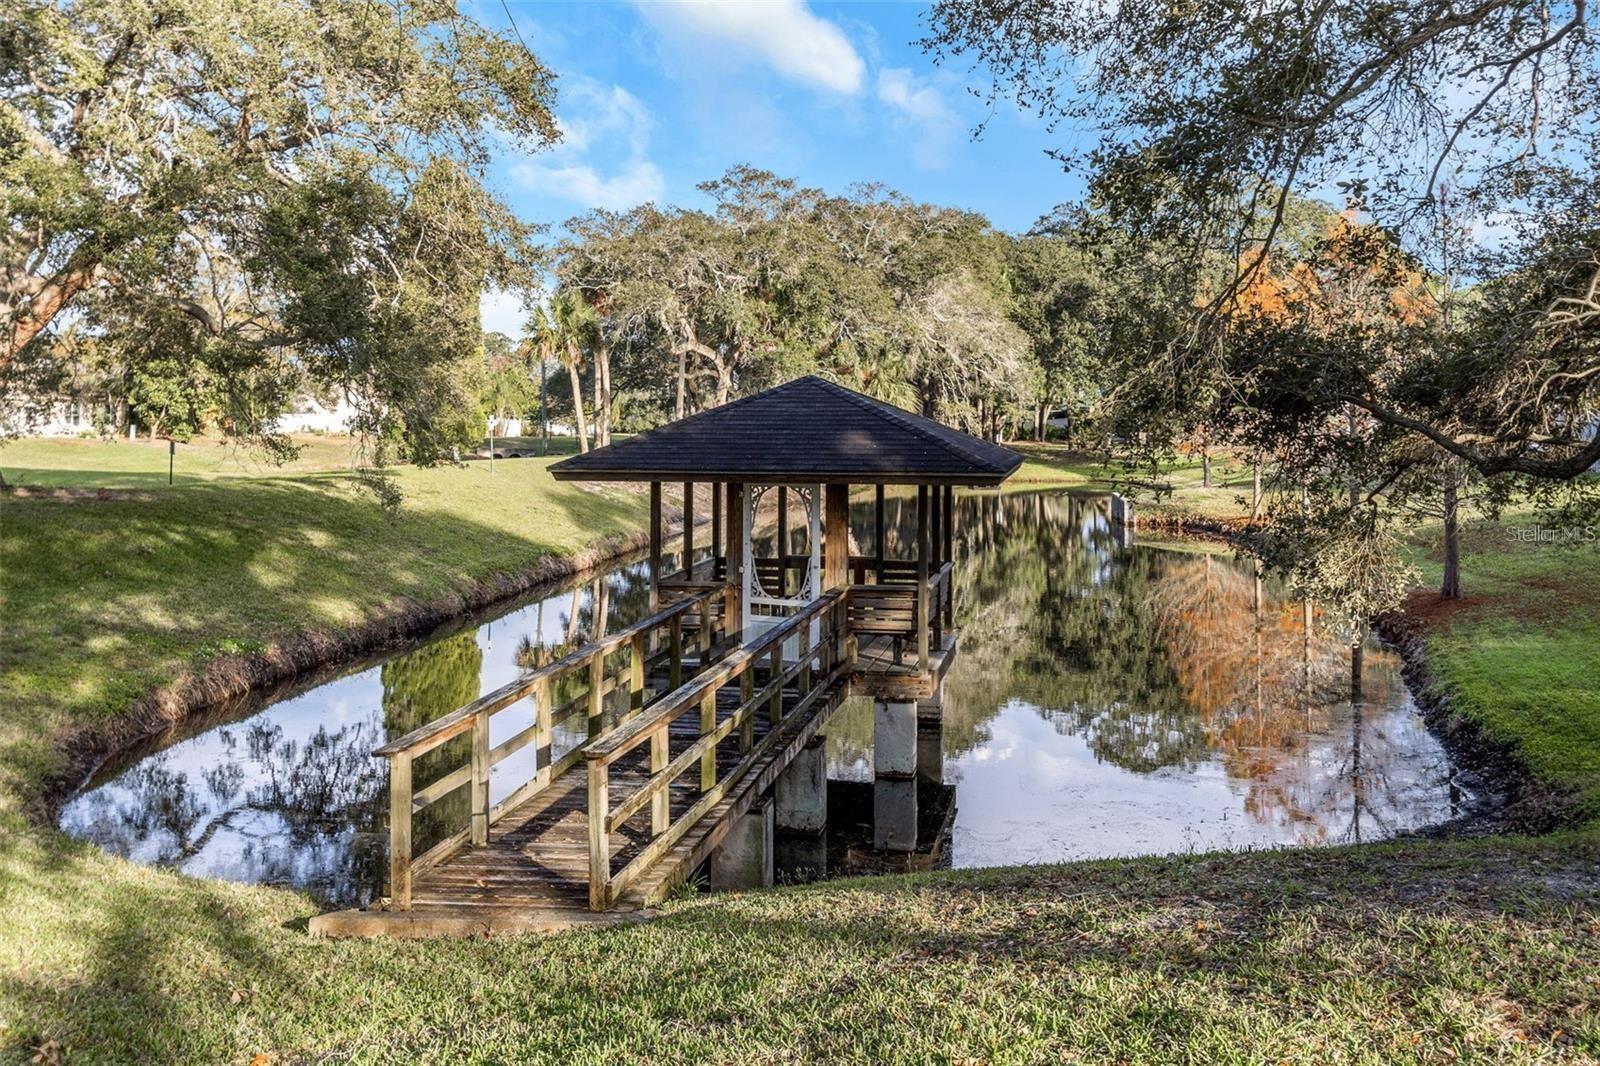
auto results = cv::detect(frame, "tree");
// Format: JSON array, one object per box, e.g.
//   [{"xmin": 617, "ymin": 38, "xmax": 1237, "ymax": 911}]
[
  {"xmin": 3, "ymin": 0, "xmax": 558, "ymax": 460},
  {"xmin": 926, "ymin": 0, "xmax": 1600, "ymax": 482}
]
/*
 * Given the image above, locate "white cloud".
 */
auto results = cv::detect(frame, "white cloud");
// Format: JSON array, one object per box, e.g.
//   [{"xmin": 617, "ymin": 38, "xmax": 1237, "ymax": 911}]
[
  {"xmin": 634, "ymin": 0, "xmax": 865, "ymax": 95},
  {"xmin": 876, "ymin": 67, "xmax": 961, "ymax": 169},
  {"xmin": 479, "ymin": 288, "xmax": 528, "ymax": 338},
  {"xmin": 511, "ymin": 82, "xmax": 666, "ymax": 211}
]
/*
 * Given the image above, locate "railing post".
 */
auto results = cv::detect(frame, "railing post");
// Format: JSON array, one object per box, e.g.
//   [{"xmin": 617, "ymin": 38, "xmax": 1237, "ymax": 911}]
[
  {"xmin": 698, "ymin": 596, "xmax": 712, "ymax": 661},
  {"xmin": 797, "ymin": 622, "xmax": 812, "ymax": 700},
  {"xmin": 700, "ymin": 688, "xmax": 718, "ymax": 790},
  {"xmin": 670, "ymin": 615, "xmax": 683, "ymax": 688},
  {"xmin": 534, "ymin": 676, "xmax": 552, "ymax": 790},
  {"xmin": 768, "ymin": 644, "xmax": 783, "ymax": 726},
  {"xmin": 629, "ymin": 632, "xmax": 646, "ymax": 714},
  {"xmin": 587, "ymin": 761, "xmax": 610, "ymax": 911},
  {"xmin": 740, "ymin": 668, "xmax": 755, "ymax": 752},
  {"xmin": 470, "ymin": 708, "xmax": 489, "ymax": 846},
  {"xmin": 387, "ymin": 751, "xmax": 413, "ymax": 910},
  {"xmin": 588, "ymin": 651, "xmax": 605, "ymax": 738},
  {"xmin": 650, "ymin": 728, "xmax": 670, "ymax": 835}
]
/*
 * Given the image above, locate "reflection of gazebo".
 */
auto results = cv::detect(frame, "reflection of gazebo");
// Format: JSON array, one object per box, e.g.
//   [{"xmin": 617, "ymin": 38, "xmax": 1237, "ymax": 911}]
[{"xmin": 551, "ymin": 376, "xmax": 1020, "ymax": 683}]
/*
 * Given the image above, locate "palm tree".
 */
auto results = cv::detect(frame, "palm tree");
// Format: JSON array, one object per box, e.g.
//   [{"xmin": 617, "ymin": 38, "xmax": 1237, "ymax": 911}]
[{"xmin": 528, "ymin": 292, "xmax": 595, "ymax": 453}]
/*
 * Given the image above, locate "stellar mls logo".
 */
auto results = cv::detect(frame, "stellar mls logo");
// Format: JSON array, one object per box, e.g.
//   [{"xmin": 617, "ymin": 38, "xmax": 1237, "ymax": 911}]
[{"xmin": 1504, "ymin": 525, "xmax": 1600, "ymax": 544}]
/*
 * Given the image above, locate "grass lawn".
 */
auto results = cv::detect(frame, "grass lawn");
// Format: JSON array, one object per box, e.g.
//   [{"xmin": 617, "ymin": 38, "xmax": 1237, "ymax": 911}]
[
  {"xmin": 1009, "ymin": 442, "xmax": 1265, "ymax": 519},
  {"xmin": 1405, "ymin": 516, "xmax": 1600, "ymax": 817},
  {"xmin": 0, "ymin": 437, "xmax": 644, "ymax": 812},
  {"xmin": 1, "ymin": 438, "xmax": 1598, "ymax": 1062}
]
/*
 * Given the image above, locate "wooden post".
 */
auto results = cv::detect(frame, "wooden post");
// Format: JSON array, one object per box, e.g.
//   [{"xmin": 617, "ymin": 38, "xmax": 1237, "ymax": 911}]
[
  {"xmin": 699, "ymin": 689, "xmax": 718, "ymax": 790},
  {"xmin": 650, "ymin": 729, "xmax": 669, "ymax": 835},
  {"xmin": 588, "ymin": 652, "xmax": 605, "ymax": 737},
  {"xmin": 776, "ymin": 486, "xmax": 789, "ymax": 596},
  {"xmin": 534, "ymin": 677, "xmax": 553, "ymax": 789},
  {"xmin": 934, "ymin": 483, "xmax": 947, "ymax": 624},
  {"xmin": 874, "ymin": 484, "xmax": 885, "ymax": 581},
  {"xmin": 824, "ymin": 483, "xmax": 849, "ymax": 591},
  {"xmin": 916, "ymin": 484, "xmax": 930, "ymax": 669},
  {"xmin": 769, "ymin": 644, "xmax": 783, "ymax": 726},
  {"xmin": 629, "ymin": 632, "xmax": 646, "ymax": 714},
  {"xmin": 934, "ymin": 480, "xmax": 947, "ymax": 563},
  {"xmin": 388, "ymin": 752, "xmax": 413, "ymax": 909},
  {"xmin": 587, "ymin": 762, "xmax": 610, "ymax": 911},
  {"xmin": 711, "ymin": 481, "xmax": 723, "ymax": 580},
  {"xmin": 649, "ymin": 482, "xmax": 662, "ymax": 610},
  {"xmin": 740, "ymin": 669, "xmax": 755, "ymax": 753},
  {"xmin": 725, "ymin": 482, "xmax": 744, "ymax": 637},
  {"xmin": 681, "ymin": 481, "xmax": 694, "ymax": 579},
  {"xmin": 797, "ymin": 622, "xmax": 812, "ymax": 700},
  {"xmin": 470, "ymin": 709, "xmax": 489, "ymax": 846},
  {"xmin": 669, "ymin": 615, "xmax": 683, "ymax": 688}
]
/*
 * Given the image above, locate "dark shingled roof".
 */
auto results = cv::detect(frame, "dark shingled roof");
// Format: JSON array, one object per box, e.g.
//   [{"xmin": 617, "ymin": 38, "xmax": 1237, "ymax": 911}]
[{"xmin": 549, "ymin": 375, "xmax": 1022, "ymax": 485}]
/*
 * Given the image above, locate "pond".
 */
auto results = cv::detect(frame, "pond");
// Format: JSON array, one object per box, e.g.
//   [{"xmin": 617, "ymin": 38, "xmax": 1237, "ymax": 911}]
[{"xmin": 60, "ymin": 490, "xmax": 1470, "ymax": 906}]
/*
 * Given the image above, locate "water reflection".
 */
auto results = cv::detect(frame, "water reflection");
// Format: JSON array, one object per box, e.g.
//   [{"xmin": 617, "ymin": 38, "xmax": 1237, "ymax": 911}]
[
  {"xmin": 59, "ymin": 557, "xmax": 666, "ymax": 907},
  {"xmin": 61, "ymin": 490, "xmax": 1465, "ymax": 905},
  {"xmin": 821, "ymin": 491, "xmax": 1463, "ymax": 869}
]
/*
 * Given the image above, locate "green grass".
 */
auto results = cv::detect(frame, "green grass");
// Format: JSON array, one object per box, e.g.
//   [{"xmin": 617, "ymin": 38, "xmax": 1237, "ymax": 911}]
[
  {"xmin": 1009, "ymin": 443, "xmax": 1263, "ymax": 518},
  {"xmin": 0, "ymin": 440, "xmax": 645, "ymax": 811},
  {"xmin": 1405, "ymin": 515, "xmax": 1600, "ymax": 815},
  {"xmin": 2, "ymin": 439, "xmax": 1598, "ymax": 1062}
]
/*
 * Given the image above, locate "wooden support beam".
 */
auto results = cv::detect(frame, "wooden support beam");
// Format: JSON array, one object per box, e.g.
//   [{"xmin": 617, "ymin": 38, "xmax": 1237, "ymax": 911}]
[
  {"xmin": 874, "ymin": 483, "xmax": 885, "ymax": 579},
  {"xmin": 681, "ymin": 481, "xmax": 694, "ymax": 578},
  {"xmin": 776, "ymin": 485, "xmax": 789, "ymax": 595},
  {"xmin": 388, "ymin": 752, "xmax": 413, "ymax": 909},
  {"xmin": 726, "ymin": 481, "xmax": 744, "ymax": 637},
  {"xmin": 587, "ymin": 763, "xmax": 610, "ymax": 911},
  {"xmin": 711, "ymin": 480, "xmax": 723, "ymax": 579},
  {"xmin": 916, "ymin": 484, "xmax": 930, "ymax": 669},
  {"xmin": 470, "ymin": 710, "xmax": 489, "ymax": 846},
  {"xmin": 649, "ymin": 482, "xmax": 662, "ymax": 610},
  {"xmin": 934, "ymin": 480, "xmax": 947, "ymax": 563},
  {"xmin": 824, "ymin": 483, "xmax": 849, "ymax": 591}
]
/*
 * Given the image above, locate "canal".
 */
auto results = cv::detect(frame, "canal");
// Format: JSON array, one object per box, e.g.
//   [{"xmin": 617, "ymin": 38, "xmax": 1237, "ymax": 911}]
[{"xmin": 60, "ymin": 490, "xmax": 1469, "ymax": 907}]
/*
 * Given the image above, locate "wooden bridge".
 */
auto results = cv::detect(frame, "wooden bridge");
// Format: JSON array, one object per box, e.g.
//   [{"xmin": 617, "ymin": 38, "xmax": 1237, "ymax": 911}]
[
  {"xmin": 309, "ymin": 376, "xmax": 1014, "ymax": 938},
  {"xmin": 309, "ymin": 561, "xmax": 954, "ymax": 938}
]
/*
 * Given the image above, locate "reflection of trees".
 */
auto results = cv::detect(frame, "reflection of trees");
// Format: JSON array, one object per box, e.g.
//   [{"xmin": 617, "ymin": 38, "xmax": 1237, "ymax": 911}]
[
  {"xmin": 918, "ymin": 490, "xmax": 1443, "ymax": 847},
  {"xmin": 938, "ymin": 492, "xmax": 1207, "ymax": 773},
  {"xmin": 61, "ymin": 716, "xmax": 389, "ymax": 905},
  {"xmin": 380, "ymin": 631, "xmax": 482, "ymax": 853}
]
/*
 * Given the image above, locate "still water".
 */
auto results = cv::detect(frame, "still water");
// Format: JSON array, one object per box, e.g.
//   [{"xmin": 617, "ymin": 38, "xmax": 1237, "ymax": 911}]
[{"xmin": 60, "ymin": 491, "xmax": 1467, "ymax": 905}]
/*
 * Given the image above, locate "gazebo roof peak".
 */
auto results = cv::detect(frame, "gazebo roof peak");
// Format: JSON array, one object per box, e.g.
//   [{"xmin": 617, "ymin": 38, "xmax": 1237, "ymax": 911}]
[{"xmin": 548, "ymin": 374, "xmax": 1022, "ymax": 485}]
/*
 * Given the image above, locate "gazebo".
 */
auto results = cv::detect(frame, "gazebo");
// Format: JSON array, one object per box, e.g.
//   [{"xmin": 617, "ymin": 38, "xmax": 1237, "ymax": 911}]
[{"xmin": 550, "ymin": 375, "xmax": 1020, "ymax": 688}]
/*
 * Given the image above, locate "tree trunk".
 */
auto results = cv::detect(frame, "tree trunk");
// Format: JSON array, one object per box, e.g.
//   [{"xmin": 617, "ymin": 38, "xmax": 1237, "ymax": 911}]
[
  {"xmin": 3, "ymin": 259, "xmax": 101, "ymax": 368},
  {"xmin": 1201, "ymin": 446, "xmax": 1212, "ymax": 488},
  {"xmin": 565, "ymin": 342, "xmax": 589, "ymax": 454},
  {"xmin": 600, "ymin": 346, "xmax": 613, "ymax": 446},
  {"xmin": 1441, "ymin": 471, "xmax": 1462, "ymax": 599},
  {"xmin": 1252, "ymin": 459, "xmax": 1263, "ymax": 519},
  {"xmin": 675, "ymin": 347, "xmax": 686, "ymax": 421},
  {"xmin": 713, "ymin": 357, "xmax": 733, "ymax": 407}
]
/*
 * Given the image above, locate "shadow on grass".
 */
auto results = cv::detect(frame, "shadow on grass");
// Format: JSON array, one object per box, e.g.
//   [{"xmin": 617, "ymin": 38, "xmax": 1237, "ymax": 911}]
[{"xmin": 0, "ymin": 470, "xmax": 647, "ymax": 813}]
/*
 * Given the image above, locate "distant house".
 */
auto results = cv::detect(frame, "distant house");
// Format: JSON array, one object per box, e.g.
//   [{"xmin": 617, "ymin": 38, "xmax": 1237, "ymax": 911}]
[
  {"xmin": 274, "ymin": 395, "xmax": 355, "ymax": 434},
  {"xmin": 1, "ymin": 396, "xmax": 104, "ymax": 437}
]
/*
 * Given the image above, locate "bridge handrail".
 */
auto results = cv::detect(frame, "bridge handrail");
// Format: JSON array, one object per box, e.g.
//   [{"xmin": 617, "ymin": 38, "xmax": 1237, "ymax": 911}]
[
  {"xmin": 375, "ymin": 583, "xmax": 727, "ymax": 909},
  {"xmin": 583, "ymin": 588, "xmax": 852, "ymax": 910},
  {"xmin": 374, "ymin": 587, "xmax": 720, "ymax": 759}
]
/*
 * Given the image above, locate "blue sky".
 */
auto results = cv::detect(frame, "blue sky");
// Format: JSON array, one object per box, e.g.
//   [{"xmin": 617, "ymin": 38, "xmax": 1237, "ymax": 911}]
[{"xmin": 476, "ymin": 0, "xmax": 1085, "ymax": 333}]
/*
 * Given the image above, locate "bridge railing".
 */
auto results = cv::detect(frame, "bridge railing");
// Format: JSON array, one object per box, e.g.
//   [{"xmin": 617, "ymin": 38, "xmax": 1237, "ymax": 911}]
[
  {"xmin": 582, "ymin": 589, "xmax": 853, "ymax": 911},
  {"xmin": 371, "ymin": 585, "xmax": 727, "ymax": 909}
]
